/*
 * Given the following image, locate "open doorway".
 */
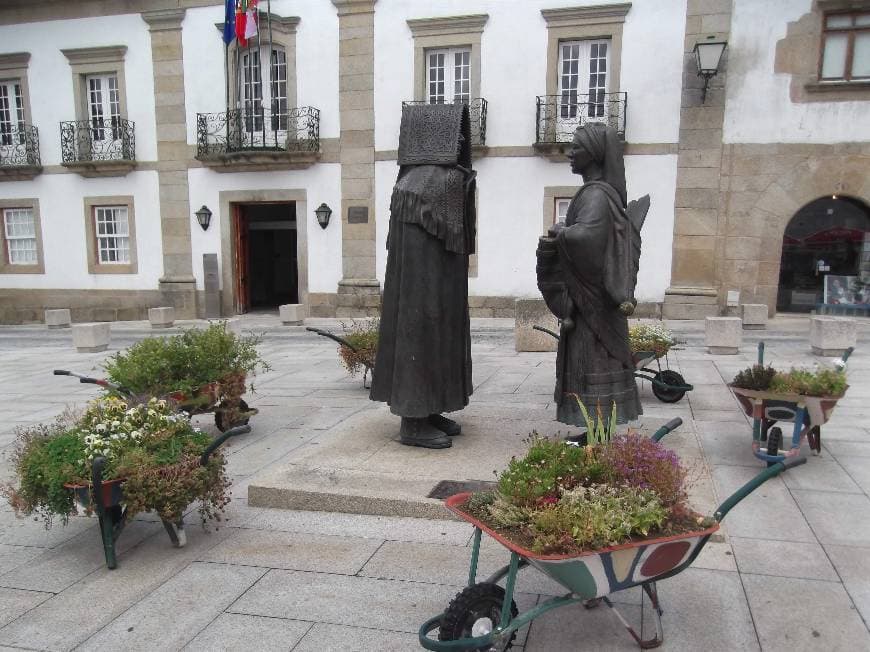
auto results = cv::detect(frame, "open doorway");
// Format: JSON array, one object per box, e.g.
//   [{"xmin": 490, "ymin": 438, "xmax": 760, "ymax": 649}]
[
  {"xmin": 232, "ymin": 202, "xmax": 298, "ymax": 313},
  {"xmin": 777, "ymin": 196, "xmax": 870, "ymax": 313}
]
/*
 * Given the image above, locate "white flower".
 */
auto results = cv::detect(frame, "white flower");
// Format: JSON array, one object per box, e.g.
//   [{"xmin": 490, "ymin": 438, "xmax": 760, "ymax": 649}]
[
  {"xmin": 130, "ymin": 430, "xmax": 141, "ymax": 439},
  {"xmin": 96, "ymin": 424, "xmax": 107, "ymax": 432},
  {"xmin": 110, "ymin": 434, "xmax": 119, "ymax": 440},
  {"xmin": 111, "ymin": 421, "xmax": 121, "ymax": 428}
]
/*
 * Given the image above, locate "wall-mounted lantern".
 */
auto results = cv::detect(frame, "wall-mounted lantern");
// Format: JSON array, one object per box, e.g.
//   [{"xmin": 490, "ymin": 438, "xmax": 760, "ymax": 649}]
[
  {"xmin": 693, "ymin": 37, "xmax": 728, "ymax": 103},
  {"xmin": 194, "ymin": 205, "xmax": 213, "ymax": 231},
  {"xmin": 315, "ymin": 202, "xmax": 333, "ymax": 230}
]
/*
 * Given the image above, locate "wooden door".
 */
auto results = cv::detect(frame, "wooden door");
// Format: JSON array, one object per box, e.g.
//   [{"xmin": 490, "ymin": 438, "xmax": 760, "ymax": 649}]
[{"xmin": 233, "ymin": 204, "xmax": 250, "ymax": 313}]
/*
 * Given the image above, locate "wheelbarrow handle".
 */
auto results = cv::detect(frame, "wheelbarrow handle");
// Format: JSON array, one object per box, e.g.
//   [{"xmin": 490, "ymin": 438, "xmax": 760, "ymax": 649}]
[
  {"xmin": 842, "ymin": 346, "xmax": 854, "ymax": 363},
  {"xmin": 200, "ymin": 424, "xmax": 251, "ymax": 466},
  {"xmin": 713, "ymin": 456, "xmax": 807, "ymax": 522},
  {"xmin": 532, "ymin": 325, "xmax": 560, "ymax": 340},
  {"xmin": 305, "ymin": 326, "xmax": 359, "ymax": 352},
  {"xmin": 53, "ymin": 369, "xmax": 131, "ymax": 396},
  {"xmin": 650, "ymin": 417, "xmax": 683, "ymax": 442}
]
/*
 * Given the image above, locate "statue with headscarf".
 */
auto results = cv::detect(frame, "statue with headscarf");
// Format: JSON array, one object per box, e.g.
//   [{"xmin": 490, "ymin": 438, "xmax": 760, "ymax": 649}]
[
  {"xmin": 370, "ymin": 103, "xmax": 476, "ymax": 449},
  {"xmin": 537, "ymin": 123, "xmax": 649, "ymax": 425}
]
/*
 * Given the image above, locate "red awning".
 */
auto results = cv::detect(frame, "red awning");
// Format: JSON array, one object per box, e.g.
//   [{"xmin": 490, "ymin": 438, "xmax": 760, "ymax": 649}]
[{"xmin": 802, "ymin": 227, "xmax": 867, "ymax": 245}]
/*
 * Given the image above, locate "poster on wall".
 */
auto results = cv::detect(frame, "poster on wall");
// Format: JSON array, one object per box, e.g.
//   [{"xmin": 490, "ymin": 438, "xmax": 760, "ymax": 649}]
[{"xmin": 824, "ymin": 275, "xmax": 869, "ymax": 305}]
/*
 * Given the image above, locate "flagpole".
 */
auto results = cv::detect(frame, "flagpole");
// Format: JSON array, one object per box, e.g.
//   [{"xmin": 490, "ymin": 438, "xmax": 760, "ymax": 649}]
[{"xmin": 267, "ymin": 0, "xmax": 274, "ymax": 146}]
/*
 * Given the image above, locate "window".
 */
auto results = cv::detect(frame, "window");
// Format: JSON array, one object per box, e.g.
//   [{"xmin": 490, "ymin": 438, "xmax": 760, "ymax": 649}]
[
  {"xmin": 3, "ymin": 207, "xmax": 36, "ymax": 264},
  {"xmin": 407, "ymin": 14, "xmax": 488, "ymax": 104},
  {"xmin": 85, "ymin": 74, "xmax": 121, "ymax": 142},
  {"xmin": 0, "ymin": 79, "xmax": 25, "ymax": 146},
  {"xmin": 558, "ymin": 40, "xmax": 609, "ymax": 119},
  {"xmin": 236, "ymin": 45, "xmax": 290, "ymax": 135},
  {"xmin": 83, "ymin": 195, "xmax": 136, "ymax": 274},
  {"xmin": 555, "ymin": 197, "xmax": 572, "ymax": 224},
  {"xmin": 426, "ymin": 47, "xmax": 471, "ymax": 104},
  {"xmin": 821, "ymin": 11, "xmax": 870, "ymax": 80},
  {"xmin": 0, "ymin": 198, "xmax": 42, "ymax": 274},
  {"xmin": 94, "ymin": 206, "xmax": 129, "ymax": 264}
]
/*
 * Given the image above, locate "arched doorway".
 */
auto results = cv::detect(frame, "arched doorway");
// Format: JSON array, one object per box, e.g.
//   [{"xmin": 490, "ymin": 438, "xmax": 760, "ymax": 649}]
[{"xmin": 777, "ymin": 196, "xmax": 870, "ymax": 312}]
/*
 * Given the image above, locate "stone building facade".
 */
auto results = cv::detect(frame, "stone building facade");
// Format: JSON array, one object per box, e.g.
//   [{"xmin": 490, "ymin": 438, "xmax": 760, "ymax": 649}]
[{"xmin": 0, "ymin": 0, "xmax": 868, "ymax": 323}]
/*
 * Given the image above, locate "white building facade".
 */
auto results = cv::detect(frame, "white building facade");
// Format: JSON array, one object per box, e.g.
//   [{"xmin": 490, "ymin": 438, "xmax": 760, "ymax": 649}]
[{"xmin": 0, "ymin": 0, "xmax": 868, "ymax": 322}]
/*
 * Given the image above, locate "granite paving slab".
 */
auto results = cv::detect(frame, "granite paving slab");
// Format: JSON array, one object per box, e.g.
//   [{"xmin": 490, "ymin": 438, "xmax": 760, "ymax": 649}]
[
  {"xmin": 182, "ymin": 613, "xmax": 311, "ymax": 651},
  {"xmin": 741, "ymin": 573, "xmax": 870, "ymax": 651}
]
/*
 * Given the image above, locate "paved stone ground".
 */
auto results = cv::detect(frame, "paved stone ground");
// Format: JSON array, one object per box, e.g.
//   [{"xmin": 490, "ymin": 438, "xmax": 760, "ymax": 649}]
[{"xmin": 0, "ymin": 314, "xmax": 869, "ymax": 651}]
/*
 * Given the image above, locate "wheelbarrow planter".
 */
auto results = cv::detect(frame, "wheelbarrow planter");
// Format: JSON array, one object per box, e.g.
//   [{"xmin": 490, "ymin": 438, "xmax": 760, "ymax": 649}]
[
  {"xmin": 727, "ymin": 342, "xmax": 851, "ymax": 464},
  {"xmin": 531, "ymin": 326, "xmax": 693, "ymax": 403},
  {"xmin": 53, "ymin": 370, "xmax": 258, "ymax": 432},
  {"xmin": 420, "ymin": 457, "xmax": 807, "ymax": 651},
  {"xmin": 306, "ymin": 326, "xmax": 376, "ymax": 388},
  {"xmin": 65, "ymin": 424, "xmax": 250, "ymax": 570}
]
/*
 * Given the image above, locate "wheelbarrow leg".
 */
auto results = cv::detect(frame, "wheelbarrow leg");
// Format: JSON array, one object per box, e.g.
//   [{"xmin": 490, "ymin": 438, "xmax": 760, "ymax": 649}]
[
  {"xmin": 602, "ymin": 582, "xmax": 664, "ymax": 650},
  {"xmin": 162, "ymin": 518, "xmax": 187, "ymax": 548},
  {"xmin": 98, "ymin": 512, "xmax": 118, "ymax": 570}
]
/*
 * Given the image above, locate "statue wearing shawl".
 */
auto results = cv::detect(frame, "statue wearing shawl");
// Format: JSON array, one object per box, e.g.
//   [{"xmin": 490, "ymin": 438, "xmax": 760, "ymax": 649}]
[
  {"xmin": 537, "ymin": 123, "xmax": 648, "ymax": 425},
  {"xmin": 370, "ymin": 104, "xmax": 476, "ymax": 449}
]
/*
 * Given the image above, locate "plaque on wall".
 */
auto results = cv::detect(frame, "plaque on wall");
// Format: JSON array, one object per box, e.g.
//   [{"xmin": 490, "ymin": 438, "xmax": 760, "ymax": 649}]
[{"xmin": 347, "ymin": 206, "xmax": 369, "ymax": 224}]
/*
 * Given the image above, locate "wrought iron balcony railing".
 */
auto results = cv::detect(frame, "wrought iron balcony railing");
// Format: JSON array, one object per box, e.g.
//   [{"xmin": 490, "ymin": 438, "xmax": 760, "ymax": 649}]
[
  {"xmin": 196, "ymin": 107, "xmax": 320, "ymax": 158},
  {"xmin": 0, "ymin": 125, "xmax": 41, "ymax": 168},
  {"xmin": 535, "ymin": 92, "xmax": 627, "ymax": 144},
  {"xmin": 401, "ymin": 98, "xmax": 488, "ymax": 147},
  {"xmin": 60, "ymin": 118, "xmax": 136, "ymax": 163}
]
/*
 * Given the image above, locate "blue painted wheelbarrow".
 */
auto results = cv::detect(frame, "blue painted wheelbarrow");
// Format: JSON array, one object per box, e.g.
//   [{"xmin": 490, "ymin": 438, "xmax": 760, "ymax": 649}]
[
  {"xmin": 728, "ymin": 342, "xmax": 852, "ymax": 465},
  {"xmin": 419, "ymin": 427, "xmax": 807, "ymax": 650}
]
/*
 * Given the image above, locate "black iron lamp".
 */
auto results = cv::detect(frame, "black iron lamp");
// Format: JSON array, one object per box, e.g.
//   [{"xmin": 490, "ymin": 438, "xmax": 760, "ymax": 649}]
[
  {"xmin": 693, "ymin": 37, "xmax": 728, "ymax": 103},
  {"xmin": 195, "ymin": 205, "xmax": 212, "ymax": 231},
  {"xmin": 315, "ymin": 202, "xmax": 333, "ymax": 230}
]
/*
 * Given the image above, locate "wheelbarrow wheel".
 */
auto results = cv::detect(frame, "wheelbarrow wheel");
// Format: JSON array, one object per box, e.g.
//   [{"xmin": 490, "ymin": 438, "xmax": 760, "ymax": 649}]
[
  {"xmin": 652, "ymin": 370, "xmax": 686, "ymax": 403},
  {"xmin": 766, "ymin": 426, "xmax": 782, "ymax": 465},
  {"xmin": 439, "ymin": 583, "xmax": 518, "ymax": 651},
  {"xmin": 214, "ymin": 399, "xmax": 251, "ymax": 432}
]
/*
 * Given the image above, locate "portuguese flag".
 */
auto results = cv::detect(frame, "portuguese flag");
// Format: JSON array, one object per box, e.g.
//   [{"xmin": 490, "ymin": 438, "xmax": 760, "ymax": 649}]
[{"xmin": 235, "ymin": 0, "xmax": 258, "ymax": 47}]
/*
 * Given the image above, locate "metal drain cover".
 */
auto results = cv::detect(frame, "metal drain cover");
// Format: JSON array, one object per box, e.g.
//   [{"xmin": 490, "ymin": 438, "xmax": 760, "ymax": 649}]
[{"xmin": 427, "ymin": 480, "xmax": 496, "ymax": 499}]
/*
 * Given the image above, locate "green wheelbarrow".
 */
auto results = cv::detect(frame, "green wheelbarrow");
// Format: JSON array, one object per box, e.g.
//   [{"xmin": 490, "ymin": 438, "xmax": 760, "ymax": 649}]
[{"xmin": 419, "ymin": 456, "xmax": 806, "ymax": 650}]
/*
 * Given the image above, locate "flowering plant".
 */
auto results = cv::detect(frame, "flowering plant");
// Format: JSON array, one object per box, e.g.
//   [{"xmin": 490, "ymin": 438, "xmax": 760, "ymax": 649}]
[
  {"xmin": 731, "ymin": 362, "xmax": 847, "ymax": 397},
  {"xmin": 3, "ymin": 397, "xmax": 230, "ymax": 528},
  {"xmin": 629, "ymin": 323, "xmax": 675, "ymax": 358},
  {"xmin": 466, "ymin": 415, "xmax": 701, "ymax": 555}
]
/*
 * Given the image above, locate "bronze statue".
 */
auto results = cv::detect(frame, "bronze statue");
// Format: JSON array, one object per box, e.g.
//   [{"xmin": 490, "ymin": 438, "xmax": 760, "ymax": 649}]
[
  {"xmin": 370, "ymin": 104, "xmax": 476, "ymax": 449},
  {"xmin": 537, "ymin": 123, "xmax": 648, "ymax": 425}
]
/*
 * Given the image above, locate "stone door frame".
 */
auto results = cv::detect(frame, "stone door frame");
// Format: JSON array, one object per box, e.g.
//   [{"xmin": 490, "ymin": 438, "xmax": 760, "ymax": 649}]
[{"xmin": 218, "ymin": 189, "xmax": 309, "ymax": 316}]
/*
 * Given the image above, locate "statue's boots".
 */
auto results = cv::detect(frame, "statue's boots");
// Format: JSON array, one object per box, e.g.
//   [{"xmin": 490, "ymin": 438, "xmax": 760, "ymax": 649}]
[
  {"xmin": 428, "ymin": 413, "xmax": 461, "ymax": 436},
  {"xmin": 399, "ymin": 417, "xmax": 452, "ymax": 449}
]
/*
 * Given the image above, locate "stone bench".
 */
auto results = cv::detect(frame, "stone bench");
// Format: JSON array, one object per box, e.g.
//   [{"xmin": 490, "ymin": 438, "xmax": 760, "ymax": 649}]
[
  {"xmin": 705, "ymin": 316, "xmax": 742, "ymax": 354},
  {"xmin": 279, "ymin": 303, "xmax": 306, "ymax": 325},
  {"xmin": 741, "ymin": 304, "xmax": 768, "ymax": 330},
  {"xmin": 72, "ymin": 323, "xmax": 110, "ymax": 353},
  {"xmin": 45, "ymin": 309, "xmax": 71, "ymax": 329},
  {"xmin": 148, "ymin": 307, "xmax": 175, "ymax": 329},
  {"xmin": 810, "ymin": 316, "xmax": 856, "ymax": 356},
  {"xmin": 515, "ymin": 298, "xmax": 558, "ymax": 352}
]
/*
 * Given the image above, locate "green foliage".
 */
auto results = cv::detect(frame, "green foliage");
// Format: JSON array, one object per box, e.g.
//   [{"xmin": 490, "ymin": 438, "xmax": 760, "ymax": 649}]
[
  {"xmin": 571, "ymin": 397, "xmax": 617, "ymax": 446},
  {"xmin": 496, "ymin": 433, "xmax": 592, "ymax": 506},
  {"xmin": 769, "ymin": 367, "xmax": 848, "ymax": 397},
  {"xmin": 102, "ymin": 322, "xmax": 270, "ymax": 398},
  {"xmin": 3, "ymin": 398, "xmax": 232, "ymax": 528},
  {"xmin": 337, "ymin": 319, "xmax": 379, "ymax": 377},
  {"xmin": 731, "ymin": 364, "xmax": 778, "ymax": 391},
  {"xmin": 529, "ymin": 485, "xmax": 667, "ymax": 553}
]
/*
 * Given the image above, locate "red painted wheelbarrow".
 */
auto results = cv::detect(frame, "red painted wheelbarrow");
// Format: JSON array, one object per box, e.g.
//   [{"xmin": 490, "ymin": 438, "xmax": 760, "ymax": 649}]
[{"xmin": 419, "ymin": 455, "xmax": 807, "ymax": 650}]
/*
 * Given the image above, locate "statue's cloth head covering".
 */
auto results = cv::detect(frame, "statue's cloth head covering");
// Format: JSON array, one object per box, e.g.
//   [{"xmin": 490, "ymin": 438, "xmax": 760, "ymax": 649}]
[
  {"xmin": 389, "ymin": 103, "xmax": 476, "ymax": 255},
  {"xmin": 397, "ymin": 103, "xmax": 472, "ymax": 168},
  {"xmin": 572, "ymin": 123, "xmax": 627, "ymax": 208}
]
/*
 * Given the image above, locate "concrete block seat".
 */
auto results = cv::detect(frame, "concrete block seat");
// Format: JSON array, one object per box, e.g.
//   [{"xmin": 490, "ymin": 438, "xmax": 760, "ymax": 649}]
[
  {"xmin": 706, "ymin": 316, "xmax": 742, "ymax": 355},
  {"xmin": 72, "ymin": 323, "xmax": 111, "ymax": 353},
  {"xmin": 515, "ymin": 298, "xmax": 558, "ymax": 352},
  {"xmin": 148, "ymin": 307, "xmax": 175, "ymax": 328},
  {"xmin": 45, "ymin": 309, "xmax": 71, "ymax": 329},
  {"xmin": 279, "ymin": 304, "xmax": 306, "ymax": 325},
  {"xmin": 741, "ymin": 304, "xmax": 768, "ymax": 330},
  {"xmin": 810, "ymin": 316, "xmax": 856, "ymax": 356}
]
